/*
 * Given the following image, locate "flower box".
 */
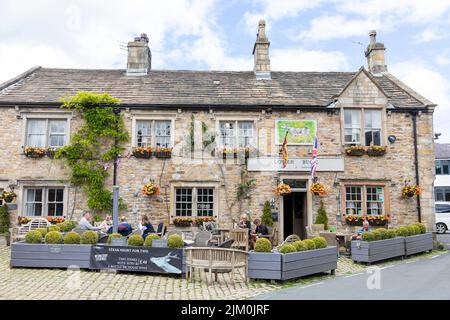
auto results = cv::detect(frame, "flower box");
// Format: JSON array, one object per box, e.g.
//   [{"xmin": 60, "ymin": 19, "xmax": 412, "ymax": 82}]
[
  {"xmin": 351, "ymin": 237, "xmax": 405, "ymax": 264},
  {"xmin": 24, "ymin": 147, "xmax": 47, "ymax": 158},
  {"xmin": 345, "ymin": 146, "xmax": 366, "ymax": 156},
  {"xmin": 46, "ymin": 148, "xmax": 58, "ymax": 158},
  {"xmin": 367, "ymin": 146, "xmax": 386, "ymax": 157},
  {"xmin": 132, "ymin": 147, "xmax": 153, "ymax": 159},
  {"xmin": 404, "ymin": 232, "xmax": 433, "ymax": 256},
  {"xmin": 154, "ymin": 148, "xmax": 172, "ymax": 159},
  {"xmin": 248, "ymin": 246, "xmax": 337, "ymax": 281},
  {"xmin": 345, "ymin": 215, "xmax": 389, "ymax": 227},
  {"xmin": 173, "ymin": 218, "xmax": 193, "ymax": 227},
  {"xmin": 10, "ymin": 243, "xmax": 92, "ymax": 269}
]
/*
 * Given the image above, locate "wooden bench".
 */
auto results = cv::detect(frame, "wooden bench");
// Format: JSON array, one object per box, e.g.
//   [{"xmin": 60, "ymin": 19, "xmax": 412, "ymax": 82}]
[
  {"xmin": 185, "ymin": 247, "xmax": 248, "ymax": 284},
  {"xmin": 9, "ymin": 218, "xmax": 51, "ymax": 243}
]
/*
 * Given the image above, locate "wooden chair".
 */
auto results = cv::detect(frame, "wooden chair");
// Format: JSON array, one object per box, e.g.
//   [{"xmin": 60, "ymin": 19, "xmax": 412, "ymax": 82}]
[
  {"xmin": 259, "ymin": 227, "xmax": 277, "ymax": 246},
  {"xmin": 193, "ymin": 231, "xmax": 213, "ymax": 247},
  {"xmin": 229, "ymin": 229, "xmax": 249, "ymax": 251},
  {"xmin": 185, "ymin": 247, "xmax": 248, "ymax": 284},
  {"xmin": 156, "ymin": 223, "xmax": 166, "ymax": 238},
  {"xmin": 10, "ymin": 217, "xmax": 50, "ymax": 243}
]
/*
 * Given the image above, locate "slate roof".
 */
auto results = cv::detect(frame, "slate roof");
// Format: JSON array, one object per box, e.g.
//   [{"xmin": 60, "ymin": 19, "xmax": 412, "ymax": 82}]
[
  {"xmin": 436, "ymin": 143, "xmax": 450, "ymax": 159},
  {"xmin": 0, "ymin": 66, "xmax": 434, "ymax": 108}
]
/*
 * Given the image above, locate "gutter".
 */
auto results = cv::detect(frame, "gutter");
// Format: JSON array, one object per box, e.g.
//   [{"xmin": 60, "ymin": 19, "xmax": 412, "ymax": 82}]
[{"xmin": 411, "ymin": 111, "xmax": 422, "ymax": 223}]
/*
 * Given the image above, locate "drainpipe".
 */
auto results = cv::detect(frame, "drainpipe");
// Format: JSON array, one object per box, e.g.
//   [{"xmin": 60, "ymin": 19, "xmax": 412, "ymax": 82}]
[{"xmin": 411, "ymin": 111, "xmax": 422, "ymax": 222}]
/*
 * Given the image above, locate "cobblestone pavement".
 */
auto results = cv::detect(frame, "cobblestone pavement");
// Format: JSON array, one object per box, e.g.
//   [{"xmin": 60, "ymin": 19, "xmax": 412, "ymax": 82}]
[{"xmin": 0, "ymin": 246, "xmax": 445, "ymax": 300}]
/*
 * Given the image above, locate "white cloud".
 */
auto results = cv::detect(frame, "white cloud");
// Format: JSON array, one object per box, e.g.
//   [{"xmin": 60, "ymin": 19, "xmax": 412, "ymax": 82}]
[
  {"xmin": 413, "ymin": 27, "xmax": 449, "ymax": 43},
  {"xmin": 436, "ymin": 50, "xmax": 450, "ymax": 66},
  {"xmin": 271, "ymin": 48, "xmax": 349, "ymax": 71},
  {"xmin": 391, "ymin": 60, "xmax": 450, "ymax": 143}
]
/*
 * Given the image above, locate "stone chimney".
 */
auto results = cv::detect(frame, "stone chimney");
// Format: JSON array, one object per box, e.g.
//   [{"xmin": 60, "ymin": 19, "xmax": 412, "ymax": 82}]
[
  {"xmin": 126, "ymin": 33, "xmax": 151, "ymax": 76},
  {"xmin": 365, "ymin": 30, "xmax": 387, "ymax": 74},
  {"xmin": 252, "ymin": 19, "xmax": 271, "ymax": 80}
]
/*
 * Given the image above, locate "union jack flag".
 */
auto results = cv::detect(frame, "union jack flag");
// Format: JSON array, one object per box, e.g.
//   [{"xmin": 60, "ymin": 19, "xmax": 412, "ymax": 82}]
[{"xmin": 310, "ymin": 136, "xmax": 318, "ymax": 178}]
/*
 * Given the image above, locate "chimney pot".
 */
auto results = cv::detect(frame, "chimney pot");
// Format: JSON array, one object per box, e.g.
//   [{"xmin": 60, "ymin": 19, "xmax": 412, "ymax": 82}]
[
  {"xmin": 253, "ymin": 19, "xmax": 271, "ymax": 80},
  {"xmin": 365, "ymin": 30, "xmax": 387, "ymax": 74}
]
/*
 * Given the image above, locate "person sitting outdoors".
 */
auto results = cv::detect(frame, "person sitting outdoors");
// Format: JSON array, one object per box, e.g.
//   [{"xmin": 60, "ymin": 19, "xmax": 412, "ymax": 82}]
[
  {"xmin": 253, "ymin": 219, "xmax": 269, "ymax": 236},
  {"xmin": 98, "ymin": 215, "xmax": 112, "ymax": 233},
  {"xmin": 79, "ymin": 212, "xmax": 103, "ymax": 231},
  {"xmin": 238, "ymin": 213, "xmax": 251, "ymax": 230},
  {"xmin": 138, "ymin": 214, "xmax": 156, "ymax": 239},
  {"xmin": 350, "ymin": 218, "xmax": 371, "ymax": 241},
  {"xmin": 107, "ymin": 215, "xmax": 133, "ymax": 236}
]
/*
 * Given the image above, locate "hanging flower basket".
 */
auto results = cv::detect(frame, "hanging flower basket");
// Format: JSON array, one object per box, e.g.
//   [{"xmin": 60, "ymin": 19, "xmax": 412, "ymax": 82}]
[
  {"xmin": 275, "ymin": 183, "xmax": 292, "ymax": 196},
  {"xmin": 173, "ymin": 217, "xmax": 193, "ymax": 227},
  {"xmin": 132, "ymin": 147, "xmax": 153, "ymax": 159},
  {"xmin": 142, "ymin": 183, "xmax": 161, "ymax": 196},
  {"xmin": 310, "ymin": 183, "xmax": 326, "ymax": 196},
  {"xmin": 0, "ymin": 191, "xmax": 17, "ymax": 203},
  {"xmin": 402, "ymin": 185, "xmax": 422, "ymax": 198},
  {"xmin": 24, "ymin": 146, "xmax": 47, "ymax": 158},
  {"xmin": 367, "ymin": 145, "xmax": 387, "ymax": 157},
  {"xmin": 154, "ymin": 147, "xmax": 172, "ymax": 159},
  {"xmin": 345, "ymin": 145, "xmax": 367, "ymax": 156}
]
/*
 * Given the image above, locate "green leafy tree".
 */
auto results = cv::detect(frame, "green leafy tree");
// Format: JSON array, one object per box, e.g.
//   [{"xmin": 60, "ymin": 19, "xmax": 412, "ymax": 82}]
[
  {"xmin": 0, "ymin": 205, "xmax": 10, "ymax": 234},
  {"xmin": 55, "ymin": 92, "xmax": 129, "ymax": 213},
  {"xmin": 315, "ymin": 201, "xmax": 328, "ymax": 230},
  {"xmin": 261, "ymin": 201, "xmax": 274, "ymax": 227}
]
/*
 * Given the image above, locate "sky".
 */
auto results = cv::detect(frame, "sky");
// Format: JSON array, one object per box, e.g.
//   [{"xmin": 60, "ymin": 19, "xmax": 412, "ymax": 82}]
[{"xmin": 0, "ymin": 0, "xmax": 449, "ymax": 142}]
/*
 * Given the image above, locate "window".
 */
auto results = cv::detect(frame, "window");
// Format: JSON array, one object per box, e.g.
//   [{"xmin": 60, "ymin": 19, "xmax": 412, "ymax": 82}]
[
  {"xmin": 26, "ymin": 119, "xmax": 67, "ymax": 147},
  {"xmin": 24, "ymin": 187, "xmax": 64, "ymax": 216},
  {"xmin": 135, "ymin": 120, "xmax": 172, "ymax": 148},
  {"xmin": 435, "ymin": 188, "xmax": 450, "ymax": 202},
  {"xmin": 219, "ymin": 121, "xmax": 254, "ymax": 148},
  {"xmin": 175, "ymin": 187, "xmax": 214, "ymax": 217},
  {"xmin": 344, "ymin": 185, "xmax": 385, "ymax": 216},
  {"xmin": 364, "ymin": 110, "xmax": 381, "ymax": 146},
  {"xmin": 343, "ymin": 109, "xmax": 382, "ymax": 146},
  {"xmin": 436, "ymin": 160, "xmax": 450, "ymax": 175}
]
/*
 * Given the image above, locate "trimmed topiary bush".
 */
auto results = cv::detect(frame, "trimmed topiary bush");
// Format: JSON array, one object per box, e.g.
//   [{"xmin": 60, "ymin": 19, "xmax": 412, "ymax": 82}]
[
  {"xmin": 36, "ymin": 228, "xmax": 48, "ymax": 237},
  {"xmin": 293, "ymin": 240, "xmax": 308, "ymax": 251},
  {"xmin": 47, "ymin": 225, "xmax": 61, "ymax": 232},
  {"xmin": 81, "ymin": 230, "xmax": 98, "ymax": 244},
  {"xmin": 407, "ymin": 225, "xmax": 421, "ymax": 236},
  {"xmin": 57, "ymin": 221, "xmax": 75, "ymax": 233},
  {"xmin": 315, "ymin": 201, "xmax": 328, "ymax": 230},
  {"xmin": 385, "ymin": 229, "xmax": 397, "ymax": 239},
  {"xmin": 413, "ymin": 223, "xmax": 426, "ymax": 234},
  {"xmin": 395, "ymin": 226, "xmax": 411, "ymax": 237},
  {"xmin": 107, "ymin": 233, "xmax": 123, "ymax": 244},
  {"xmin": 45, "ymin": 231, "xmax": 63, "ymax": 244},
  {"xmin": 254, "ymin": 238, "xmax": 272, "ymax": 252},
  {"xmin": 128, "ymin": 234, "xmax": 144, "ymax": 246},
  {"xmin": 144, "ymin": 234, "xmax": 160, "ymax": 247},
  {"xmin": 279, "ymin": 244, "xmax": 296, "ymax": 254},
  {"xmin": 64, "ymin": 231, "xmax": 81, "ymax": 244},
  {"xmin": 361, "ymin": 232, "xmax": 377, "ymax": 242},
  {"xmin": 374, "ymin": 228, "xmax": 388, "ymax": 240},
  {"xmin": 261, "ymin": 201, "xmax": 274, "ymax": 227},
  {"xmin": 25, "ymin": 230, "xmax": 43, "ymax": 244},
  {"xmin": 303, "ymin": 239, "xmax": 316, "ymax": 250},
  {"xmin": 167, "ymin": 234, "xmax": 184, "ymax": 248},
  {"xmin": 312, "ymin": 236, "xmax": 327, "ymax": 249}
]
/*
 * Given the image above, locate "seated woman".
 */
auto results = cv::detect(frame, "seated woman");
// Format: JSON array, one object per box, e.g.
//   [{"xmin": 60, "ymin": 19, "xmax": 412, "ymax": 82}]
[
  {"xmin": 138, "ymin": 214, "xmax": 156, "ymax": 239},
  {"xmin": 98, "ymin": 215, "xmax": 112, "ymax": 233}
]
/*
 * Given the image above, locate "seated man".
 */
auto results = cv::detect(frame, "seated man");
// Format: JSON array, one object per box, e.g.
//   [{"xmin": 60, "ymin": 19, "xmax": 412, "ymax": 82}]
[
  {"xmin": 350, "ymin": 218, "xmax": 371, "ymax": 241},
  {"xmin": 79, "ymin": 212, "xmax": 103, "ymax": 231},
  {"xmin": 253, "ymin": 219, "xmax": 269, "ymax": 236},
  {"xmin": 107, "ymin": 215, "xmax": 133, "ymax": 236}
]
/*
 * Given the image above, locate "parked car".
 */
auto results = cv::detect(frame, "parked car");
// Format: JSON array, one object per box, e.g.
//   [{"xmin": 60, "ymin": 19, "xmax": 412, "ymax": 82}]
[{"xmin": 435, "ymin": 202, "xmax": 450, "ymax": 234}]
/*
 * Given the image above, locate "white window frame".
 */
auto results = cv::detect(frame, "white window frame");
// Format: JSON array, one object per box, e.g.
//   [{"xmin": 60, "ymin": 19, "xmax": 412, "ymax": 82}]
[
  {"xmin": 216, "ymin": 119, "xmax": 257, "ymax": 149},
  {"xmin": 22, "ymin": 113, "xmax": 71, "ymax": 148},
  {"xmin": 131, "ymin": 116, "xmax": 175, "ymax": 148},
  {"xmin": 342, "ymin": 108, "xmax": 385, "ymax": 146},
  {"xmin": 22, "ymin": 186, "xmax": 67, "ymax": 217}
]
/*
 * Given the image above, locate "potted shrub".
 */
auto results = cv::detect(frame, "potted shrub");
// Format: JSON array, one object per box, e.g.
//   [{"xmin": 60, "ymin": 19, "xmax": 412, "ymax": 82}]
[
  {"xmin": 128, "ymin": 234, "xmax": 144, "ymax": 246},
  {"xmin": 132, "ymin": 147, "xmax": 153, "ymax": 159},
  {"xmin": 144, "ymin": 234, "xmax": 160, "ymax": 247},
  {"xmin": 248, "ymin": 237, "xmax": 337, "ymax": 281},
  {"xmin": 345, "ymin": 145, "xmax": 366, "ymax": 156},
  {"xmin": 403, "ymin": 223, "xmax": 433, "ymax": 256},
  {"xmin": 315, "ymin": 201, "xmax": 328, "ymax": 230},
  {"xmin": 367, "ymin": 145, "xmax": 387, "ymax": 157},
  {"xmin": 351, "ymin": 229, "xmax": 404, "ymax": 264},
  {"xmin": 167, "ymin": 234, "xmax": 184, "ymax": 248},
  {"xmin": 23, "ymin": 146, "xmax": 47, "ymax": 158},
  {"xmin": 154, "ymin": 147, "xmax": 172, "ymax": 158}
]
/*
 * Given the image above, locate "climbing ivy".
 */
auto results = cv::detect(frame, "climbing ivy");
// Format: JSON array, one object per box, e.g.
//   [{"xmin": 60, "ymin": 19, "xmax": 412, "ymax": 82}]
[{"xmin": 55, "ymin": 92, "xmax": 129, "ymax": 213}]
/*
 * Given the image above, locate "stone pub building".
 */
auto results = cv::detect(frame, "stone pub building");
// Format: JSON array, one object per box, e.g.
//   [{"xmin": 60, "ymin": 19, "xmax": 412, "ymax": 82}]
[{"xmin": 0, "ymin": 21, "xmax": 436, "ymax": 242}]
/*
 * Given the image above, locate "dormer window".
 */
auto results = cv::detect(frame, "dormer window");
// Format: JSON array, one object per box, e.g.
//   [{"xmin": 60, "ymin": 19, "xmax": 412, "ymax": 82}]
[{"xmin": 344, "ymin": 109, "xmax": 383, "ymax": 146}]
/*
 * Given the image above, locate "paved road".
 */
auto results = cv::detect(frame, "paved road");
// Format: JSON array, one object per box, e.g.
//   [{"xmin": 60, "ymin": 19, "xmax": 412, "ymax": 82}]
[
  {"xmin": 254, "ymin": 252, "xmax": 450, "ymax": 300},
  {"xmin": 437, "ymin": 233, "xmax": 450, "ymax": 248}
]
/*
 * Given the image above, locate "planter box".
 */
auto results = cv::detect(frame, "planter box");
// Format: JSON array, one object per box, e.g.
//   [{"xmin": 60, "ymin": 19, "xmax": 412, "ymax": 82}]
[
  {"xmin": 249, "ymin": 246, "xmax": 337, "ymax": 281},
  {"xmin": 10, "ymin": 243, "xmax": 92, "ymax": 269},
  {"xmin": 351, "ymin": 237, "xmax": 405, "ymax": 263},
  {"xmin": 404, "ymin": 233, "xmax": 433, "ymax": 256}
]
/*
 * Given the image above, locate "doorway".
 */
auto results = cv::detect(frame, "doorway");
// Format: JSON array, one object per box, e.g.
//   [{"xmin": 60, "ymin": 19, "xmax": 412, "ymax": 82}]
[{"xmin": 283, "ymin": 192, "xmax": 307, "ymax": 239}]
